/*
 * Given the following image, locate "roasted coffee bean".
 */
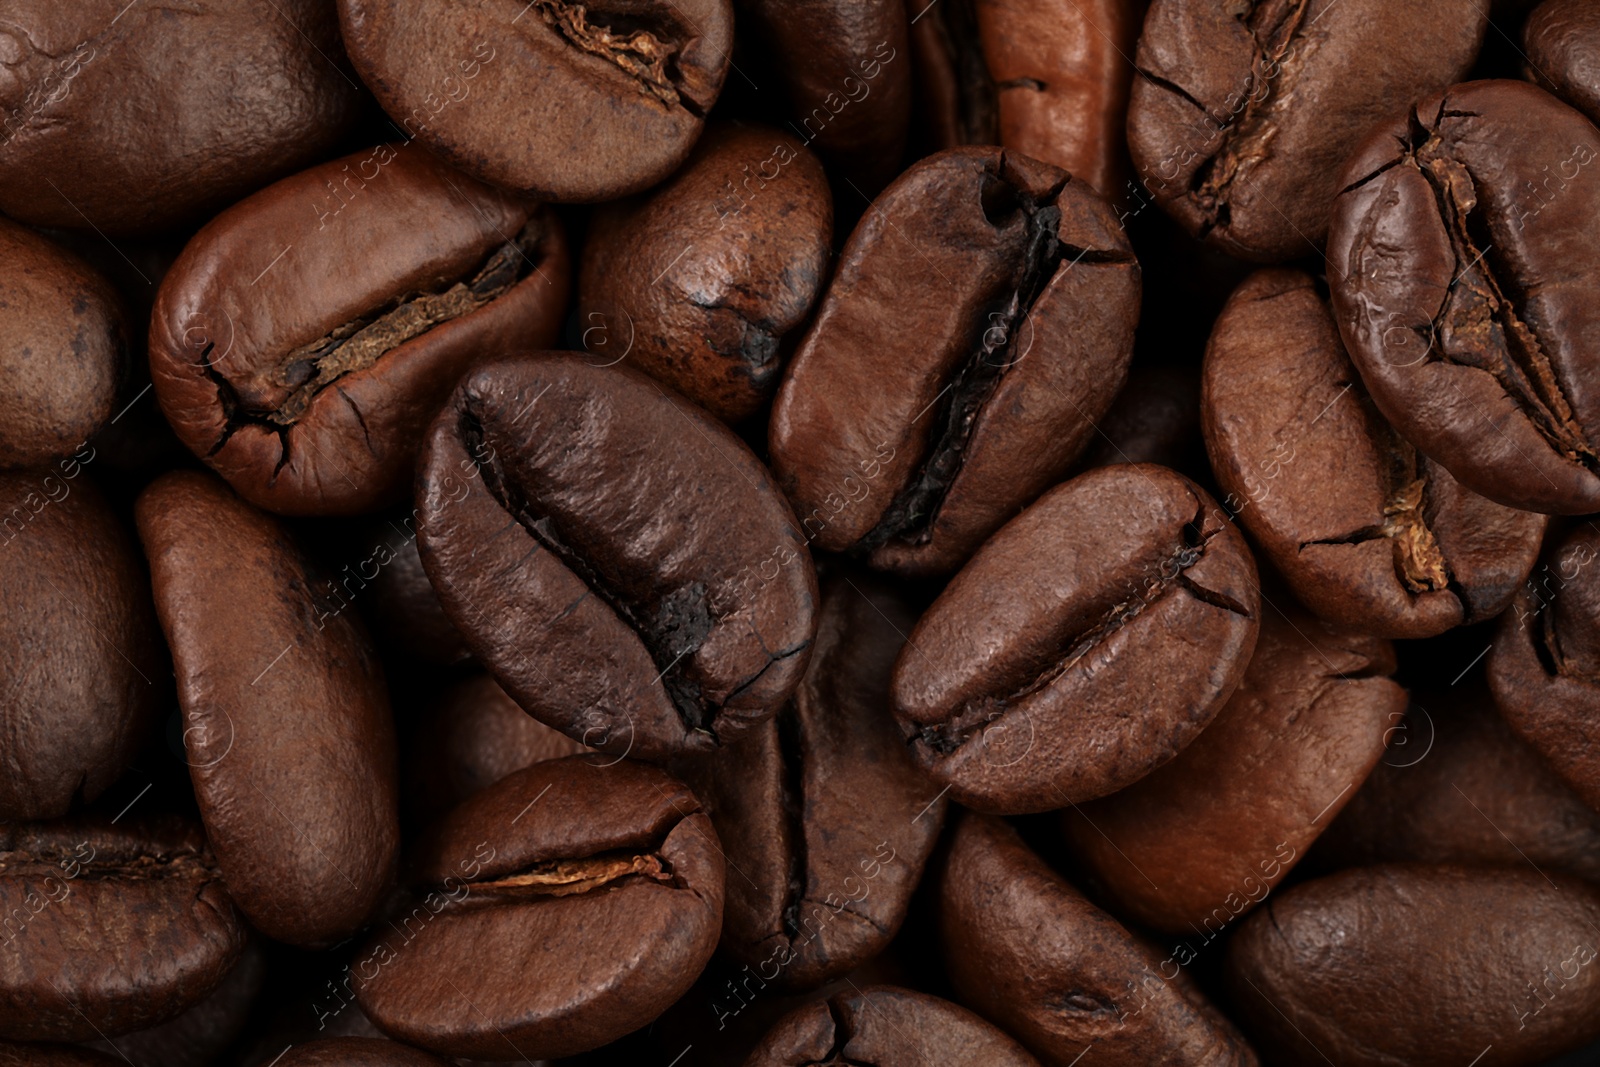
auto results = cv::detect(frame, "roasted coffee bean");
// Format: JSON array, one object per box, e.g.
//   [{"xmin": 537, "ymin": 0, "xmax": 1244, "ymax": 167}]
[
  {"xmin": 1128, "ymin": 0, "xmax": 1486, "ymax": 261},
  {"xmin": 339, "ymin": 0, "xmax": 733, "ymax": 203},
  {"xmin": 1488, "ymin": 523, "xmax": 1600, "ymax": 813},
  {"xmin": 136, "ymin": 471, "xmax": 400, "ymax": 947},
  {"xmin": 0, "ymin": 1, "xmax": 360, "ymax": 236},
  {"xmin": 0, "ymin": 815, "xmax": 244, "ymax": 1042},
  {"xmin": 83, "ymin": 940, "xmax": 263, "ymax": 1067},
  {"xmin": 0, "ymin": 471, "xmax": 164, "ymax": 821},
  {"xmin": 771, "ymin": 147, "xmax": 1139, "ymax": 576},
  {"xmin": 1203, "ymin": 268, "xmax": 1546, "ymax": 638},
  {"xmin": 1, "ymin": 1043, "xmax": 119, "ymax": 1066},
  {"xmin": 416, "ymin": 353, "xmax": 818, "ymax": 761},
  {"xmin": 1061, "ymin": 607, "xmax": 1402, "ymax": 933},
  {"xmin": 579, "ymin": 123, "xmax": 832, "ymax": 423},
  {"xmin": 744, "ymin": 985, "xmax": 1039, "ymax": 1067},
  {"xmin": 891, "ymin": 463, "xmax": 1258, "ymax": 814},
  {"xmin": 908, "ymin": 0, "xmax": 1141, "ymax": 198},
  {"xmin": 939, "ymin": 814, "xmax": 1258, "ymax": 1066},
  {"xmin": 151, "ymin": 146, "xmax": 570, "ymax": 517},
  {"xmin": 1226, "ymin": 865, "xmax": 1600, "ymax": 1066},
  {"xmin": 355, "ymin": 757, "xmax": 723, "ymax": 1060},
  {"xmin": 1527, "ymin": 0, "xmax": 1600, "ymax": 123},
  {"xmin": 1328, "ymin": 79, "xmax": 1600, "ymax": 515},
  {"xmin": 276, "ymin": 1039, "xmax": 451, "ymax": 1067},
  {"xmin": 1074, "ymin": 362, "xmax": 1204, "ymax": 477},
  {"xmin": 352, "ymin": 516, "xmax": 471, "ymax": 668},
  {"xmin": 683, "ymin": 575, "xmax": 943, "ymax": 990}
]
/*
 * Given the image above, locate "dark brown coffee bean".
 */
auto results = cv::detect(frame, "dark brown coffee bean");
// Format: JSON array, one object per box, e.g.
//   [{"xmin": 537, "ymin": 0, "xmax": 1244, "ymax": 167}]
[
  {"xmin": 1203, "ymin": 268, "xmax": 1546, "ymax": 638},
  {"xmin": 416, "ymin": 353, "xmax": 818, "ymax": 761},
  {"xmin": 1328, "ymin": 80, "xmax": 1600, "ymax": 514},
  {"xmin": 338, "ymin": 0, "xmax": 732, "ymax": 203},
  {"xmin": 0, "ymin": 471, "xmax": 164, "ymax": 821},
  {"xmin": 891, "ymin": 463, "xmax": 1259, "ymax": 814},
  {"xmin": 1061, "ymin": 606, "xmax": 1403, "ymax": 933},
  {"xmin": 0, "ymin": 815, "xmax": 244, "ymax": 1042},
  {"xmin": 1527, "ymin": 0, "xmax": 1600, "ymax": 124},
  {"xmin": 1, "ymin": 1042, "xmax": 120, "ymax": 1066},
  {"xmin": 355, "ymin": 757, "xmax": 723, "ymax": 1060},
  {"xmin": 1074, "ymin": 363, "xmax": 1204, "ymax": 477},
  {"xmin": 82, "ymin": 940, "xmax": 263, "ymax": 1067},
  {"xmin": 276, "ymin": 1038, "xmax": 451, "ymax": 1067},
  {"xmin": 0, "ymin": 1, "xmax": 361, "ymax": 236},
  {"xmin": 136, "ymin": 471, "xmax": 399, "ymax": 947},
  {"xmin": 351, "ymin": 516, "xmax": 470, "ymax": 668},
  {"xmin": 939, "ymin": 814, "xmax": 1259, "ymax": 1067},
  {"xmin": 578, "ymin": 123, "xmax": 832, "ymax": 423},
  {"xmin": 771, "ymin": 146, "xmax": 1139, "ymax": 576},
  {"xmin": 1226, "ymin": 865, "xmax": 1600, "ymax": 1065},
  {"xmin": 150, "ymin": 146, "xmax": 570, "ymax": 517},
  {"xmin": 745, "ymin": 985, "xmax": 1039, "ymax": 1067},
  {"xmin": 684, "ymin": 575, "xmax": 944, "ymax": 991},
  {"xmin": 1129, "ymin": 0, "xmax": 1486, "ymax": 261}
]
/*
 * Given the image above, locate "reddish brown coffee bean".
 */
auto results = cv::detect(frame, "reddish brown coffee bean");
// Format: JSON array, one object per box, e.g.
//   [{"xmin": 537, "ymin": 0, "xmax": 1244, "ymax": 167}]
[
  {"xmin": 1203, "ymin": 269, "xmax": 1546, "ymax": 638},
  {"xmin": 1061, "ymin": 607, "xmax": 1403, "ymax": 933},
  {"xmin": 339, "ymin": 0, "xmax": 733, "ymax": 203},
  {"xmin": 1527, "ymin": 0, "xmax": 1600, "ymax": 123},
  {"xmin": 151, "ymin": 146, "xmax": 570, "ymax": 517},
  {"xmin": 579, "ymin": 123, "xmax": 832, "ymax": 423},
  {"xmin": 355, "ymin": 757, "xmax": 724, "ymax": 1060},
  {"xmin": 745, "ymin": 985, "xmax": 1040, "ymax": 1067},
  {"xmin": 416, "ymin": 353, "xmax": 818, "ymax": 761},
  {"xmin": 1226, "ymin": 865, "xmax": 1600, "ymax": 1066},
  {"xmin": 83, "ymin": 940, "xmax": 263, "ymax": 1067},
  {"xmin": 940, "ymin": 814, "xmax": 1258, "ymax": 1067},
  {"xmin": 1129, "ymin": 0, "xmax": 1486, "ymax": 261},
  {"xmin": 0, "ymin": 1, "xmax": 361, "ymax": 236},
  {"xmin": 136, "ymin": 471, "xmax": 399, "ymax": 947},
  {"xmin": 892, "ymin": 463, "xmax": 1259, "ymax": 814},
  {"xmin": 771, "ymin": 146, "xmax": 1139, "ymax": 576},
  {"xmin": 276, "ymin": 1039, "xmax": 451, "ymax": 1067},
  {"xmin": 0, "ymin": 471, "xmax": 164, "ymax": 821}
]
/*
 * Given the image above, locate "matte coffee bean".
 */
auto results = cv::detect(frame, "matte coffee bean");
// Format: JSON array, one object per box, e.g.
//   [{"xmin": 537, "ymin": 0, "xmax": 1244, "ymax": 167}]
[
  {"xmin": 416, "ymin": 353, "xmax": 818, "ymax": 761},
  {"xmin": 939, "ymin": 814, "xmax": 1258, "ymax": 1067},
  {"xmin": 339, "ymin": 0, "xmax": 733, "ymax": 203},
  {"xmin": 276, "ymin": 1039, "xmax": 450, "ymax": 1067},
  {"xmin": 355, "ymin": 757, "xmax": 724, "ymax": 1060},
  {"xmin": 151, "ymin": 147, "xmax": 570, "ymax": 516},
  {"xmin": 1129, "ymin": 0, "xmax": 1486, "ymax": 260},
  {"xmin": 1226, "ymin": 865, "xmax": 1600, "ymax": 1066},
  {"xmin": 0, "ymin": 472, "xmax": 164, "ymax": 821},
  {"xmin": 1328, "ymin": 80, "xmax": 1600, "ymax": 514},
  {"xmin": 136, "ymin": 471, "xmax": 400, "ymax": 947},
  {"xmin": 744, "ymin": 985, "xmax": 1039, "ymax": 1067},
  {"xmin": 0, "ymin": 1, "xmax": 361, "ymax": 235},
  {"xmin": 1204, "ymin": 268, "xmax": 1546, "ymax": 638},
  {"xmin": 579, "ymin": 123, "xmax": 832, "ymax": 423},
  {"xmin": 1061, "ymin": 607, "xmax": 1402, "ymax": 933},
  {"xmin": 771, "ymin": 146, "xmax": 1139, "ymax": 575},
  {"xmin": 891, "ymin": 463, "xmax": 1259, "ymax": 814},
  {"xmin": 1527, "ymin": 0, "xmax": 1600, "ymax": 124},
  {"xmin": 0, "ymin": 816, "xmax": 244, "ymax": 1042}
]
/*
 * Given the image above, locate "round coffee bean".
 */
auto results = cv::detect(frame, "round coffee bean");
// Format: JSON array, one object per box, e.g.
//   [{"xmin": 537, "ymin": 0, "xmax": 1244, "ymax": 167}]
[
  {"xmin": 354, "ymin": 757, "xmax": 724, "ymax": 1060},
  {"xmin": 891, "ymin": 463, "xmax": 1259, "ymax": 814},
  {"xmin": 276, "ymin": 1038, "xmax": 451, "ymax": 1067},
  {"xmin": 1328, "ymin": 79, "xmax": 1600, "ymax": 514},
  {"xmin": 151, "ymin": 146, "xmax": 570, "ymax": 516},
  {"xmin": 1527, "ymin": 0, "xmax": 1600, "ymax": 124},
  {"xmin": 416, "ymin": 353, "xmax": 818, "ymax": 761},
  {"xmin": 338, "ymin": 0, "xmax": 732, "ymax": 202}
]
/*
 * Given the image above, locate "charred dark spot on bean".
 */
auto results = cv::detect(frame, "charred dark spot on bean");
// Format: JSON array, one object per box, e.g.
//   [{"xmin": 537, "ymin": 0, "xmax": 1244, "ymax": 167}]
[
  {"xmin": 0, "ymin": 848, "xmax": 218, "ymax": 882},
  {"xmin": 529, "ymin": 0, "xmax": 706, "ymax": 116}
]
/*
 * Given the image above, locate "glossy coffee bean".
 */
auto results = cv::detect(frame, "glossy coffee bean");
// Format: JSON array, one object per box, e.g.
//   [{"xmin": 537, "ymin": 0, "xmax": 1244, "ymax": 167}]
[
  {"xmin": 276, "ymin": 1039, "xmax": 450, "ymax": 1067},
  {"xmin": 745, "ymin": 985, "xmax": 1039, "ymax": 1067},
  {"xmin": 771, "ymin": 146, "xmax": 1140, "ymax": 576},
  {"xmin": 83, "ymin": 940, "xmax": 263, "ymax": 1067},
  {"xmin": 0, "ymin": 815, "xmax": 244, "ymax": 1042},
  {"xmin": 355, "ymin": 757, "xmax": 724, "ymax": 1060},
  {"xmin": 0, "ymin": 0, "xmax": 361, "ymax": 236},
  {"xmin": 151, "ymin": 146, "xmax": 570, "ymax": 517},
  {"xmin": 1328, "ymin": 80, "xmax": 1600, "ymax": 515},
  {"xmin": 339, "ymin": 0, "xmax": 732, "ymax": 203},
  {"xmin": 939, "ymin": 814, "xmax": 1258, "ymax": 1067},
  {"xmin": 1226, "ymin": 865, "xmax": 1600, "ymax": 1066},
  {"xmin": 416, "ymin": 353, "xmax": 818, "ymax": 761},
  {"xmin": 892, "ymin": 463, "xmax": 1259, "ymax": 814},
  {"xmin": 1129, "ymin": 0, "xmax": 1486, "ymax": 261},
  {"xmin": 0, "ymin": 471, "xmax": 164, "ymax": 821},
  {"xmin": 1527, "ymin": 0, "xmax": 1600, "ymax": 124},
  {"xmin": 579, "ymin": 123, "xmax": 832, "ymax": 423},
  {"xmin": 683, "ymin": 575, "xmax": 944, "ymax": 990},
  {"xmin": 1203, "ymin": 268, "xmax": 1546, "ymax": 638},
  {"xmin": 1062, "ymin": 607, "xmax": 1402, "ymax": 933},
  {"xmin": 136, "ymin": 471, "xmax": 400, "ymax": 947}
]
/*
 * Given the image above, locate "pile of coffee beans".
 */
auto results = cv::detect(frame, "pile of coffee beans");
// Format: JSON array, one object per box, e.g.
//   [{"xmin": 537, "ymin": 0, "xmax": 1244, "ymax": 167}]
[{"xmin": 4, "ymin": 0, "xmax": 1600, "ymax": 1064}]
